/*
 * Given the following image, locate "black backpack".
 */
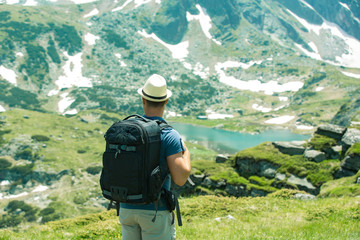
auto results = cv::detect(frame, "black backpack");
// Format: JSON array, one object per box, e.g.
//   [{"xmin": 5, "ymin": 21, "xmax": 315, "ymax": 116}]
[{"xmin": 100, "ymin": 115, "xmax": 182, "ymax": 225}]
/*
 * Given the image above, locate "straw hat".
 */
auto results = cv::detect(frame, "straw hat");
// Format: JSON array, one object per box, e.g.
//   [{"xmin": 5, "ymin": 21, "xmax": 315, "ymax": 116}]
[{"xmin": 137, "ymin": 74, "xmax": 172, "ymax": 102}]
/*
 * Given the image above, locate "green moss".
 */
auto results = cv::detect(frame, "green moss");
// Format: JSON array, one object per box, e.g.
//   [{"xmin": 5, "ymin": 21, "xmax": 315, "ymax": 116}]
[
  {"xmin": 249, "ymin": 175, "xmax": 274, "ymax": 187},
  {"xmin": 346, "ymin": 143, "xmax": 360, "ymax": 155},
  {"xmin": 308, "ymin": 134, "xmax": 337, "ymax": 151},
  {"xmin": 210, "ymin": 171, "xmax": 249, "ymax": 186},
  {"xmin": 268, "ymin": 189, "xmax": 307, "ymax": 199}
]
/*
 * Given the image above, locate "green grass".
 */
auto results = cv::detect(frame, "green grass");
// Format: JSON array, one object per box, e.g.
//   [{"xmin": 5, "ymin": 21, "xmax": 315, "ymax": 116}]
[
  {"xmin": 347, "ymin": 143, "xmax": 360, "ymax": 155},
  {"xmin": 1, "ymin": 109, "xmax": 109, "ymax": 171},
  {"xmin": 0, "ymin": 195, "xmax": 359, "ymax": 240},
  {"xmin": 319, "ymin": 171, "xmax": 360, "ymax": 197}
]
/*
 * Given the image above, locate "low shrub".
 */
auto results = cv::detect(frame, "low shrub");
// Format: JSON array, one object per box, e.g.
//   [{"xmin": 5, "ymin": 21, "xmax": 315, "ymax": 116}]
[
  {"xmin": 0, "ymin": 215, "xmax": 22, "ymax": 228},
  {"xmin": 15, "ymin": 147, "xmax": 33, "ymax": 160},
  {"xmin": 40, "ymin": 207, "xmax": 55, "ymax": 216},
  {"xmin": 0, "ymin": 157, "xmax": 12, "ymax": 169},
  {"xmin": 86, "ymin": 166, "xmax": 102, "ymax": 175},
  {"xmin": 11, "ymin": 163, "xmax": 34, "ymax": 175},
  {"xmin": 31, "ymin": 135, "xmax": 50, "ymax": 141}
]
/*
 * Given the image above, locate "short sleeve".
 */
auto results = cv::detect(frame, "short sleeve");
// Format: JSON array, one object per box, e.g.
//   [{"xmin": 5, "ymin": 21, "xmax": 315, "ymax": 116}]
[{"xmin": 162, "ymin": 128, "xmax": 184, "ymax": 157}]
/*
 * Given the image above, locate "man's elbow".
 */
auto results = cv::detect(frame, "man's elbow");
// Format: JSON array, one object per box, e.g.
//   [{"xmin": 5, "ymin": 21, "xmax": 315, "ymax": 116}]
[
  {"xmin": 173, "ymin": 168, "xmax": 191, "ymax": 186},
  {"xmin": 173, "ymin": 177, "xmax": 187, "ymax": 187}
]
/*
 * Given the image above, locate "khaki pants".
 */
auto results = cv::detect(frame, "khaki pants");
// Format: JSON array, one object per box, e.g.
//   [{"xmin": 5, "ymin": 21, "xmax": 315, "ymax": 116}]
[{"xmin": 119, "ymin": 208, "xmax": 176, "ymax": 240}]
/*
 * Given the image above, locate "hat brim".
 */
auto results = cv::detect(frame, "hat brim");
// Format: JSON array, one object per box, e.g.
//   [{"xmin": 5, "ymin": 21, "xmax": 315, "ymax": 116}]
[{"xmin": 137, "ymin": 88, "xmax": 172, "ymax": 102}]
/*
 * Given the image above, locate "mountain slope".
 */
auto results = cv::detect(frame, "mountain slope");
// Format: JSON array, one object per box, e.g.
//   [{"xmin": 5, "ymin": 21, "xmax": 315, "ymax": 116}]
[{"xmin": 0, "ymin": 0, "xmax": 359, "ymax": 130}]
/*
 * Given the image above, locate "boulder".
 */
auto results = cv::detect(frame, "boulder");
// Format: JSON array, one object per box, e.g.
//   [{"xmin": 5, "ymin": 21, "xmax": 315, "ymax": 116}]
[
  {"xmin": 341, "ymin": 128, "xmax": 360, "ymax": 148},
  {"xmin": 202, "ymin": 177, "xmax": 214, "ymax": 188},
  {"xmin": 334, "ymin": 167, "xmax": 357, "ymax": 179},
  {"xmin": 357, "ymin": 177, "xmax": 360, "ymax": 185},
  {"xmin": 287, "ymin": 174, "xmax": 319, "ymax": 195},
  {"xmin": 315, "ymin": 124, "xmax": 346, "ymax": 141},
  {"xmin": 235, "ymin": 158, "xmax": 279, "ymax": 178},
  {"xmin": 216, "ymin": 154, "xmax": 228, "ymax": 163},
  {"xmin": 273, "ymin": 141, "xmax": 305, "ymax": 155},
  {"xmin": 262, "ymin": 167, "xmax": 277, "ymax": 178},
  {"xmin": 225, "ymin": 184, "xmax": 246, "ymax": 197},
  {"xmin": 275, "ymin": 173, "xmax": 286, "ymax": 181},
  {"xmin": 341, "ymin": 154, "xmax": 360, "ymax": 172},
  {"xmin": 250, "ymin": 188, "xmax": 269, "ymax": 197},
  {"xmin": 292, "ymin": 193, "xmax": 316, "ymax": 200},
  {"xmin": 325, "ymin": 145, "xmax": 342, "ymax": 159},
  {"xmin": 304, "ymin": 149, "xmax": 326, "ymax": 162},
  {"xmin": 215, "ymin": 180, "xmax": 226, "ymax": 188},
  {"xmin": 191, "ymin": 173, "xmax": 205, "ymax": 185}
]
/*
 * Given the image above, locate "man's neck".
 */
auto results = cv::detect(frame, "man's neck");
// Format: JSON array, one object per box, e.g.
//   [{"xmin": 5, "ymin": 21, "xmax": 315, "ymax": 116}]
[{"xmin": 143, "ymin": 108, "xmax": 164, "ymax": 118}]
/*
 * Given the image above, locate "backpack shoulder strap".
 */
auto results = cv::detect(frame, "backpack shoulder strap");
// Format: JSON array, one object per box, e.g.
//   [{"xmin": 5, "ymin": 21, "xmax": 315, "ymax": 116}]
[{"xmin": 157, "ymin": 120, "xmax": 172, "ymax": 130}]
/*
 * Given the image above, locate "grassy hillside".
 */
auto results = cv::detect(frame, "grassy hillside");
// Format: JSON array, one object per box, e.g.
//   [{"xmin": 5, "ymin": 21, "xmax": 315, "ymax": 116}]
[
  {"xmin": 1, "ymin": 108, "xmax": 359, "ymax": 237},
  {"xmin": 0, "ymin": 194, "xmax": 359, "ymax": 240}
]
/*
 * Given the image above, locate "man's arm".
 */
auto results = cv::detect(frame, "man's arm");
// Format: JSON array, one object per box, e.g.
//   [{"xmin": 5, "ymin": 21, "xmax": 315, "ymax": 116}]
[{"xmin": 166, "ymin": 140, "xmax": 191, "ymax": 186}]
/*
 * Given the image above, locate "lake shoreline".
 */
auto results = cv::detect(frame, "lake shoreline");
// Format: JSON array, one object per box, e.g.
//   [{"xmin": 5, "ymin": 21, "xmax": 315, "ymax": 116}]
[{"xmin": 169, "ymin": 122, "xmax": 311, "ymax": 154}]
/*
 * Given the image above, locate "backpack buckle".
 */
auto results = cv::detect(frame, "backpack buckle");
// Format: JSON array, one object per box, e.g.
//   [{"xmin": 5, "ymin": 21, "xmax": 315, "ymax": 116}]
[{"xmin": 110, "ymin": 186, "xmax": 128, "ymax": 202}]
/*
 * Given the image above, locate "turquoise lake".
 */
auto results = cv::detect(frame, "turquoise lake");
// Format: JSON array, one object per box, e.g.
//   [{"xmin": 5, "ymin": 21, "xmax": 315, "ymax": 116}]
[{"xmin": 170, "ymin": 122, "xmax": 310, "ymax": 154}]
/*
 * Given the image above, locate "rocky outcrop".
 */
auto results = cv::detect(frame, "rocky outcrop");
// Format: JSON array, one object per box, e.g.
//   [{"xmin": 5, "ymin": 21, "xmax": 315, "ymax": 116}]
[
  {"xmin": 315, "ymin": 124, "xmax": 346, "ymax": 141},
  {"xmin": 341, "ymin": 128, "xmax": 360, "ymax": 148},
  {"xmin": 341, "ymin": 154, "xmax": 360, "ymax": 173},
  {"xmin": 173, "ymin": 124, "xmax": 359, "ymax": 198},
  {"xmin": 304, "ymin": 149, "xmax": 326, "ymax": 162},
  {"xmin": 215, "ymin": 154, "xmax": 229, "ymax": 163},
  {"xmin": 235, "ymin": 158, "xmax": 279, "ymax": 178},
  {"xmin": 273, "ymin": 141, "xmax": 306, "ymax": 155}
]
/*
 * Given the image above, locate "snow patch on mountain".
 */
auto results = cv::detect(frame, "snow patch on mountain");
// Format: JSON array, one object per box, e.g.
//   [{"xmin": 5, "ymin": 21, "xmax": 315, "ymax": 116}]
[
  {"xmin": 23, "ymin": 0, "xmax": 37, "ymax": 6},
  {"xmin": 0, "ymin": 105, "xmax": 6, "ymax": 112},
  {"xmin": 83, "ymin": 8, "xmax": 99, "ymax": 18},
  {"xmin": 58, "ymin": 92, "xmax": 75, "ymax": 113},
  {"xmin": 84, "ymin": 33, "xmax": 100, "ymax": 45},
  {"xmin": 4, "ymin": 0, "xmax": 20, "ymax": 4},
  {"xmin": 215, "ymin": 61, "xmax": 304, "ymax": 95},
  {"xmin": 299, "ymin": 0, "xmax": 315, "ymax": 11},
  {"xmin": 186, "ymin": 4, "xmax": 221, "ymax": 45},
  {"xmin": 341, "ymin": 71, "xmax": 360, "ymax": 79},
  {"xmin": 112, "ymin": 0, "xmax": 154, "ymax": 12},
  {"xmin": 252, "ymin": 104, "xmax": 272, "ymax": 113},
  {"xmin": 315, "ymin": 87, "xmax": 324, "ymax": 92},
  {"xmin": 206, "ymin": 110, "xmax": 233, "ymax": 120},
  {"xmin": 48, "ymin": 52, "xmax": 92, "ymax": 96},
  {"xmin": 265, "ymin": 115, "xmax": 295, "ymax": 124},
  {"xmin": 295, "ymin": 43, "xmax": 322, "ymax": 61},
  {"xmin": 288, "ymin": 9, "xmax": 360, "ymax": 68},
  {"xmin": 0, "ymin": 65, "xmax": 17, "ymax": 86},
  {"xmin": 71, "ymin": 0, "xmax": 97, "ymax": 4},
  {"xmin": 115, "ymin": 53, "xmax": 127, "ymax": 67},
  {"xmin": 138, "ymin": 30, "xmax": 189, "ymax": 59}
]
